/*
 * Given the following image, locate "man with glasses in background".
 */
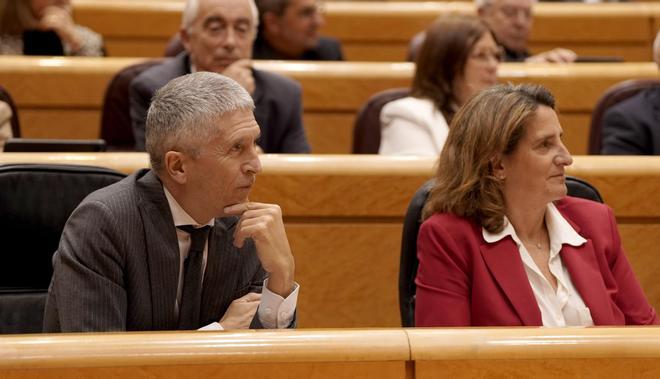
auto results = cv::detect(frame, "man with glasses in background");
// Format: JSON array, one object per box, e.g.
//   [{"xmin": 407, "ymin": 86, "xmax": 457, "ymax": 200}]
[
  {"xmin": 253, "ymin": 0, "xmax": 343, "ymax": 60},
  {"xmin": 130, "ymin": 0, "xmax": 311, "ymax": 153},
  {"xmin": 477, "ymin": 0, "xmax": 576, "ymax": 63}
]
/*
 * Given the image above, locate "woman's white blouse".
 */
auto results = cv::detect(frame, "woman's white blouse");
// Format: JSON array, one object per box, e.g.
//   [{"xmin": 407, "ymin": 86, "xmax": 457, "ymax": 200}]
[
  {"xmin": 482, "ymin": 203, "xmax": 594, "ymax": 327},
  {"xmin": 378, "ymin": 97, "xmax": 449, "ymax": 156}
]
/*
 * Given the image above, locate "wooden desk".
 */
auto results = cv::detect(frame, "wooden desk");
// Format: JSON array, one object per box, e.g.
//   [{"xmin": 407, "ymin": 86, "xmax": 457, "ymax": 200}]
[
  {"xmin": 1, "ymin": 57, "xmax": 657, "ymax": 154},
  {"xmin": 322, "ymin": 2, "xmax": 660, "ymax": 61},
  {"xmin": 71, "ymin": 1, "xmax": 660, "ymax": 61},
  {"xmin": 2, "ymin": 328, "xmax": 660, "ymax": 378},
  {"xmin": 0, "ymin": 329, "xmax": 410, "ymax": 378},
  {"xmin": 408, "ymin": 327, "xmax": 660, "ymax": 378},
  {"xmin": 1, "ymin": 154, "xmax": 660, "ymax": 328}
]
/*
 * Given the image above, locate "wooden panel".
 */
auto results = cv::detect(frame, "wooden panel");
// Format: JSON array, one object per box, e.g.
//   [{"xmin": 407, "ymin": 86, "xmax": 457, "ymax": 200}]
[
  {"xmin": 20, "ymin": 110, "xmax": 100, "ymax": 139},
  {"xmin": 303, "ymin": 113, "xmax": 355, "ymax": 154},
  {"xmin": 0, "ymin": 362, "xmax": 407, "ymax": 379},
  {"xmin": 409, "ymin": 328, "xmax": 660, "ymax": 378},
  {"xmin": 343, "ymin": 44, "xmax": 410, "ymax": 62},
  {"xmin": 2, "ymin": 154, "xmax": 660, "ymax": 326},
  {"xmin": 0, "ymin": 329, "xmax": 410, "ymax": 379},
  {"xmin": 557, "ymin": 113, "xmax": 590, "ymax": 156},
  {"xmin": 620, "ymin": 224, "xmax": 660, "ymax": 318},
  {"xmin": 286, "ymin": 224, "xmax": 403, "ymax": 328},
  {"xmin": 416, "ymin": 358, "xmax": 660, "ymax": 379},
  {"xmin": 70, "ymin": 1, "xmax": 659, "ymax": 61},
  {"xmin": 104, "ymin": 39, "xmax": 171, "ymax": 58},
  {"xmin": 1, "ymin": 57, "xmax": 657, "ymax": 154}
]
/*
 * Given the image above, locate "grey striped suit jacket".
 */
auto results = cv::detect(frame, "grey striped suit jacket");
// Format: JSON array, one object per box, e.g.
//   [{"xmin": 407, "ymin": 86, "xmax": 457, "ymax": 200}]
[{"xmin": 43, "ymin": 169, "xmax": 266, "ymax": 332}]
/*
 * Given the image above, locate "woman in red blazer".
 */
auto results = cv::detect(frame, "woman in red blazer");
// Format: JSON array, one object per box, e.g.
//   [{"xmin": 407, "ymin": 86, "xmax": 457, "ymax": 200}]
[{"xmin": 416, "ymin": 83, "xmax": 658, "ymax": 327}]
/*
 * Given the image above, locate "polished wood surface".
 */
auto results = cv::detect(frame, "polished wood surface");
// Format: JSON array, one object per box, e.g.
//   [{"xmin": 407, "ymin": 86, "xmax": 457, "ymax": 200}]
[
  {"xmin": 1, "ymin": 154, "xmax": 660, "ymax": 327},
  {"xmin": 409, "ymin": 327, "xmax": 660, "ymax": 378},
  {"xmin": 0, "ymin": 329, "xmax": 410, "ymax": 378},
  {"xmin": 1, "ymin": 57, "xmax": 657, "ymax": 154},
  {"xmin": 2, "ymin": 328, "xmax": 660, "ymax": 378},
  {"xmin": 70, "ymin": 1, "xmax": 660, "ymax": 61}
]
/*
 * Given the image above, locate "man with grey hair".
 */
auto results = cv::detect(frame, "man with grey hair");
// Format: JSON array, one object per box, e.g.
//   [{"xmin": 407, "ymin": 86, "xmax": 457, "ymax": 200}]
[
  {"xmin": 600, "ymin": 31, "xmax": 660, "ymax": 154},
  {"xmin": 476, "ymin": 0, "xmax": 576, "ymax": 62},
  {"xmin": 44, "ymin": 72, "xmax": 298, "ymax": 332},
  {"xmin": 252, "ymin": 0, "xmax": 343, "ymax": 60},
  {"xmin": 129, "ymin": 0, "xmax": 310, "ymax": 153}
]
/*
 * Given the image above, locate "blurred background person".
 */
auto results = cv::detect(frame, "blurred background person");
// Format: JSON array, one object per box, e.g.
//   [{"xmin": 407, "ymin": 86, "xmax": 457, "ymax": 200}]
[
  {"xmin": 253, "ymin": 0, "xmax": 342, "ymax": 60},
  {"xmin": 0, "ymin": 100, "xmax": 12, "ymax": 151},
  {"xmin": 379, "ymin": 15, "xmax": 499, "ymax": 156},
  {"xmin": 416, "ymin": 83, "xmax": 658, "ymax": 327},
  {"xmin": 0, "ymin": 0, "xmax": 103, "ymax": 56},
  {"xmin": 476, "ymin": 0, "xmax": 576, "ymax": 63},
  {"xmin": 600, "ymin": 31, "xmax": 660, "ymax": 155},
  {"xmin": 130, "ymin": 0, "xmax": 310, "ymax": 153}
]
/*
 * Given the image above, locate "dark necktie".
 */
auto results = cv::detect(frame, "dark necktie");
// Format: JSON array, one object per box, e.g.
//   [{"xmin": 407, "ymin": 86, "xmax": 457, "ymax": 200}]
[{"xmin": 177, "ymin": 225, "xmax": 211, "ymax": 329}]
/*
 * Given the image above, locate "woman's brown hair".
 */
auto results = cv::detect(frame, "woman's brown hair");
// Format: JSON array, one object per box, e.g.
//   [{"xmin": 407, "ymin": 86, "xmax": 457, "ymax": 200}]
[
  {"xmin": 411, "ymin": 14, "xmax": 490, "ymax": 123},
  {"xmin": 422, "ymin": 83, "xmax": 556, "ymax": 233}
]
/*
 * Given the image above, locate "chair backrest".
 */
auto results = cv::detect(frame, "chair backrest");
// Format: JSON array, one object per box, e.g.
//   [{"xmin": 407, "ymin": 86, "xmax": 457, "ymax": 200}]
[
  {"xmin": 0, "ymin": 85, "xmax": 20, "ymax": 138},
  {"xmin": 4, "ymin": 138, "xmax": 107, "ymax": 152},
  {"xmin": 352, "ymin": 88, "xmax": 410, "ymax": 154},
  {"xmin": 164, "ymin": 34, "xmax": 185, "ymax": 57},
  {"xmin": 0, "ymin": 164, "xmax": 126, "ymax": 333},
  {"xmin": 588, "ymin": 79, "xmax": 660, "ymax": 154},
  {"xmin": 100, "ymin": 60, "xmax": 162, "ymax": 151},
  {"xmin": 398, "ymin": 176, "xmax": 604, "ymax": 327}
]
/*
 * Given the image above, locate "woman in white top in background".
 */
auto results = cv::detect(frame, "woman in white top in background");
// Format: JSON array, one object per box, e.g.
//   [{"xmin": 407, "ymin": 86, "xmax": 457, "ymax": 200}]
[{"xmin": 379, "ymin": 15, "xmax": 500, "ymax": 156}]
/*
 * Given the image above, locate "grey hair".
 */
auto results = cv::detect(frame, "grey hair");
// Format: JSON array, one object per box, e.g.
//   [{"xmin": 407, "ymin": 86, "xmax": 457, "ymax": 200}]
[
  {"xmin": 182, "ymin": 0, "xmax": 259, "ymax": 35},
  {"xmin": 146, "ymin": 72, "xmax": 254, "ymax": 172}
]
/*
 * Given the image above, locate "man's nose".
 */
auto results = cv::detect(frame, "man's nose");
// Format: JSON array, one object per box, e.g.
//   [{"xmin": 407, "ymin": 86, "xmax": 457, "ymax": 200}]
[
  {"xmin": 245, "ymin": 146, "xmax": 262, "ymax": 175},
  {"xmin": 223, "ymin": 28, "xmax": 237, "ymax": 50}
]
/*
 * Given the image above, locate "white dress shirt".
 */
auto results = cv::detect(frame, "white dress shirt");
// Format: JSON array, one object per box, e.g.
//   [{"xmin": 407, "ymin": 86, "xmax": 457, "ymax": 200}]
[
  {"xmin": 482, "ymin": 203, "xmax": 594, "ymax": 327},
  {"xmin": 163, "ymin": 187, "xmax": 298, "ymax": 330}
]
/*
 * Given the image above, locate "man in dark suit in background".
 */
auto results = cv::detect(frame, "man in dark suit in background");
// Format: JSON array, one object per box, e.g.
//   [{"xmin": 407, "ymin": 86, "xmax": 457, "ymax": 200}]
[
  {"xmin": 601, "ymin": 31, "xmax": 660, "ymax": 155},
  {"xmin": 253, "ymin": 0, "xmax": 343, "ymax": 60},
  {"xmin": 44, "ymin": 72, "xmax": 298, "ymax": 332},
  {"xmin": 129, "ymin": 0, "xmax": 310, "ymax": 153}
]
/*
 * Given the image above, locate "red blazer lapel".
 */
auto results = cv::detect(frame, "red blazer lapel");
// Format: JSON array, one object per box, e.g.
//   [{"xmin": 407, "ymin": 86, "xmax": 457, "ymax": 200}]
[
  {"xmin": 561, "ymin": 240, "xmax": 615, "ymax": 325},
  {"xmin": 480, "ymin": 238, "xmax": 542, "ymax": 326}
]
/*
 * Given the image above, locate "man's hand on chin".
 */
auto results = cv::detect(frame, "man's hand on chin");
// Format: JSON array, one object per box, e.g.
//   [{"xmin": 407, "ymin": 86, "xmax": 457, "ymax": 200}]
[
  {"xmin": 221, "ymin": 59, "xmax": 255, "ymax": 94},
  {"xmin": 224, "ymin": 202, "xmax": 295, "ymax": 298}
]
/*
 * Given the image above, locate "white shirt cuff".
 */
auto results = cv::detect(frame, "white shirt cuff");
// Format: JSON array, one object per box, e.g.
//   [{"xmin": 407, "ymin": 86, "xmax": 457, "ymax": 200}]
[
  {"xmin": 198, "ymin": 322, "xmax": 224, "ymax": 331},
  {"xmin": 257, "ymin": 278, "xmax": 299, "ymax": 328}
]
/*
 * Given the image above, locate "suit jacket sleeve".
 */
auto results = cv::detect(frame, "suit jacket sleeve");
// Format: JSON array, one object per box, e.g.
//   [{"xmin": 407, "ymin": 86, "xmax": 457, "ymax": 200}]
[
  {"xmin": 44, "ymin": 200, "xmax": 128, "ymax": 332},
  {"xmin": 601, "ymin": 106, "xmax": 648, "ymax": 155},
  {"xmin": 128, "ymin": 75, "xmax": 153, "ymax": 151},
  {"xmin": 601, "ymin": 206, "xmax": 659, "ymax": 324},
  {"xmin": 415, "ymin": 216, "xmax": 472, "ymax": 326},
  {"xmin": 279, "ymin": 82, "xmax": 310, "ymax": 153}
]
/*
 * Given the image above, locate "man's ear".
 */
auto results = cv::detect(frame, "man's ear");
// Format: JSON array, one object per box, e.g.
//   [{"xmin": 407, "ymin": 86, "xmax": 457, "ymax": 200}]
[
  {"xmin": 180, "ymin": 27, "xmax": 191, "ymax": 52},
  {"xmin": 164, "ymin": 151, "xmax": 188, "ymax": 184}
]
